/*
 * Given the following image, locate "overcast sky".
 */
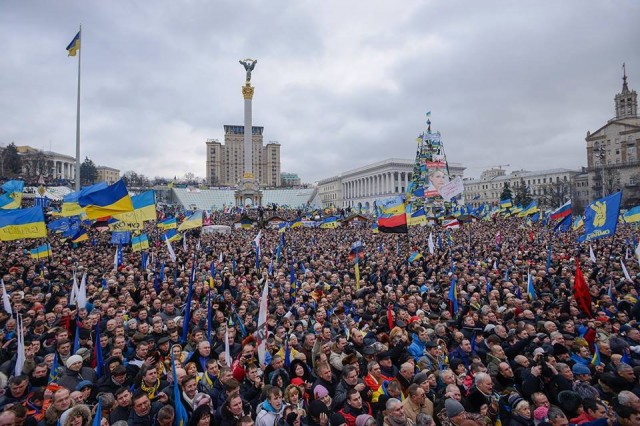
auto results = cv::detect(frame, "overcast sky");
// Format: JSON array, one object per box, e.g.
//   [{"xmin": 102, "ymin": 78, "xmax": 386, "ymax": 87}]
[{"xmin": 2, "ymin": 1, "xmax": 638, "ymax": 183}]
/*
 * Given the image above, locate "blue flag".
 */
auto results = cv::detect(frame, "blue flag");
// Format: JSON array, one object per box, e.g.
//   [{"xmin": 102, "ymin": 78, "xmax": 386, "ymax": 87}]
[
  {"xmin": 92, "ymin": 398, "xmax": 102, "ymax": 426},
  {"xmin": 181, "ymin": 260, "xmax": 196, "ymax": 343},
  {"xmin": 48, "ymin": 353, "xmax": 59, "ymax": 384},
  {"xmin": 171, "ymin": 352, "xmax": 189, "ymax": 426},
  {"xmin": 554, "ymin": 214, "xmax": 572, "ymax": 233},
  {"xmin": 579, "ymin": 192, "xmax": 622, "ymax": 242},
  {"xmin": 546, "ymin": 243, "xmax": 552, "ymax": 273},
  {"xmin": 72, "ymin": 321, "xmax": 81, "ymax": 353}
]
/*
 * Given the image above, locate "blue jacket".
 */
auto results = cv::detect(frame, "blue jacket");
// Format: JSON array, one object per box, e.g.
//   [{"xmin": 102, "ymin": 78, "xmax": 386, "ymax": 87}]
[{"xmin": 407, "ymin": 334, "xmax": 426, "ymax": 361}]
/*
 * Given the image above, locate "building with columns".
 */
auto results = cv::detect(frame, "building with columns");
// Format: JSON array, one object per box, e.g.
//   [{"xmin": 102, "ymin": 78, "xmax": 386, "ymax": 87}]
[
  {"xmin": 317, "ymin": 158, "xmax": 465, "ymax": 211},
  {"xmin": 15, "ymin": 145, "xmax": 77, "ymax": 181}
]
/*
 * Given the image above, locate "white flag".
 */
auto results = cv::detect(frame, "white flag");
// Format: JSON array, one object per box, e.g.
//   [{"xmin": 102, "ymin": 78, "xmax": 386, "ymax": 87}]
[
  {"xmin": 493, "ymin": 260, "xmax": 498, "ymax": 270},
  {"xmin": 621, "ymin": 260, "xmax": 632, "ymax": 282},
  {"xmin": 14, "ymin": 314, "xmax": 25, "ymax": 377},
  {"xmin": 256, "ymin": 279, "xmax": 269, "ymax": 366},
  {"xmin": 225, "ymin": 326, "xmax": 232, "ymax": 367},
  {"xmin": 1, "ymin": 280, "xmax": 11, "ymax": 316},
  {"xmin": 69, "ymin": 272, "xmax": 78, "ymax": 306},
  {"xmin": 77, "ymin": 273, "xmax": 87, "ymax": 309},
  {"xmin": 635, "ymin": 242, "xmax": 640, "ymax": 268},
  {"xmin": 196, "ymin": 239, "xmax": 201, "ymax": 251},
  {"xmin": 253, "ymin": 230, "xmax": 262, "ymax": 249},
  {"xmin": 165, "ymin": 235, "xmax": 177, "ymax": 262},
  {"xmin": 183, "ymin": 235, "xmax": 188, "ymax": 251},
  {"xmin": 428, "ymin": 233, "xmax": 435, "ymax": 255},
  {"xmin": 113, "ymin": 246, "xmax": 119, "ymax": 272},
  {"xmin": 219, "ymin": 253, "xmax": 223, "ymax": 264},
  {"xmin": 589, "ymin": 245, "xmax": 597, "ymax": 263}
]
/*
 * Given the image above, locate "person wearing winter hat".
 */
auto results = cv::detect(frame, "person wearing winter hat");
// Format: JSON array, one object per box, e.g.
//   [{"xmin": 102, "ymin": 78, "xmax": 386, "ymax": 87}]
[
  {"xmin": 355, "ymin": 414, "xmax": 376, "ymax": 426},
  {"xmin": 508, "ymin": 393, "xmax": 533, "ymax": 426},
  {"xmin": 329, "ymin": 412, "xmax": 347, "ymax": 426},
  {"xmin": 444, "ymin": 398, "xmax": 466, "ymax": 425},
  {"xmin": 533, "ymin": 406, "xmax": 548, "ymax": 425},
  {"xmin": 307, "ymin": 400, "xmax": 329, "ymax": 426},
  {"xmin": 57, "ymin": 355, "xmax": 97, "ymax": 392}
]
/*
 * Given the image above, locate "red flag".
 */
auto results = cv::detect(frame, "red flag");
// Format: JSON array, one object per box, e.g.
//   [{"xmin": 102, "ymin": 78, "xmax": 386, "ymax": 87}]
[
  {"xmin": 387, "ymin": 304, "xmax": 394, "ymax": 330},
  {"xmin": 573, "ymin": 259, "xmax": 592, "ymax": 317}
]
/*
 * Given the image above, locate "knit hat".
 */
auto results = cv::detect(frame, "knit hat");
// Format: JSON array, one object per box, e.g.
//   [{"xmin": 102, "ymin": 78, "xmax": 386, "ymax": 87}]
[
  {"xmin": 329, "ymin": 413, "xmax": 346, "ymax": 426},
  {"xmin": 355, "ymin": 414, "xmax": 374, "ymax": 426},
  {"xmin": 66, "ymin": 355, "xmax": 83, "ymax": 368},
  {"xmin": 508, "ymin": 393, "xmax": 524, "ymax": 410},
  {"xmin": 314, "ymin": 385, "xmax": 329, "ymax": 399},
  {"xmin": 445, "ymin": 399, "xmax": 465, "ymax": 418},
  {"xmin": 308, "ymin": 400, "xmax": 329, "ymax": 419},
  {"xmin": 572, "ymin": 363, "xmax": 591, "ymax": 375},
  {"xmin": 534, "ymin": 406, "xmax": 549, "ymax": 421},
  {"xmin": 413, "ymin": 372, "xmax": 429, "ymax": 385}
]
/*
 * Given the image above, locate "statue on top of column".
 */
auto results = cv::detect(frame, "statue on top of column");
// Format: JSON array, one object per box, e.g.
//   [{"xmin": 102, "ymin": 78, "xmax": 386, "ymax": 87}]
[{"xmin": 239, "ymin": 58, "xmax": 257, "ymax": 83}]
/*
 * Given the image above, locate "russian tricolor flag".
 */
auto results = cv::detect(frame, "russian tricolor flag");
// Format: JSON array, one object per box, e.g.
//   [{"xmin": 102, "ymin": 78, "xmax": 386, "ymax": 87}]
[{"xmin": 550, "ymin": 200, "xmax": 572, "ymax": 221}]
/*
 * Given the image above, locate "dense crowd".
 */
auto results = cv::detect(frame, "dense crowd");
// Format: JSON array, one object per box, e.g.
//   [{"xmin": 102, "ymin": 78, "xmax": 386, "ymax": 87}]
[{"xmin": 1, "ymin": 211, "xmax": 640, "ymax": 426}]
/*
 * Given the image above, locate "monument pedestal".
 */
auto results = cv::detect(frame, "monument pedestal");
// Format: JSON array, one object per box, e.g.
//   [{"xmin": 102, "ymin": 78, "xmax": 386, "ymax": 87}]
[{"xmin": 235, "ymin": 173, "xmax": 263, "ymax": 207}]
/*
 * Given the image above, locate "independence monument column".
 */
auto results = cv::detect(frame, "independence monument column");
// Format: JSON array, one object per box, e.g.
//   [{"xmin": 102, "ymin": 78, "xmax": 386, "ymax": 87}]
[
  {"xmin": 239, "ymin": 58, "xmax": 257, "ymax": 179},
  {"xmin": 235, "ymin": 58, "xmax": 262, "ymax": 208}
]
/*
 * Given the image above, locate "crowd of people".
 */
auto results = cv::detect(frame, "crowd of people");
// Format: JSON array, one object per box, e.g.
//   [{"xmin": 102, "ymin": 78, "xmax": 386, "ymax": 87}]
[{"xmin": 1, "ymin": 207, "xmax": 640, "ymax": 426}]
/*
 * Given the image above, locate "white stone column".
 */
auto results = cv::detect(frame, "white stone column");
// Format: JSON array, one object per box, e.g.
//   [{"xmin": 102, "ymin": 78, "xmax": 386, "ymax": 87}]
[{"xmin": 243, "ymin": 85, "xmax": 254, "ymax": 177}]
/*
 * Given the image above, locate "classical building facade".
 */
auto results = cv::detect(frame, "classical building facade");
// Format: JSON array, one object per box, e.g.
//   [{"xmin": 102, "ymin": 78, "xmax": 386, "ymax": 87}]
[
  {"xmin": 205, "ymin": 126, "xmax": 281, "ymax": 187},
  {"xmin": 97, "ymin": 166, "xmax": 120, "ymax": 184},
  {"xmin": 463, "ymin": 167, "xmax": 581, "ymax": 209},
  {"xmin": 16, "ymin": 145, "xmax": 76, "ymax": 180},
  {"xmin": 317, "ymin": 159, "xmax": 465, "ymax": 211},
  {"xmin": 585, "ymin": 68, "xmax": 640, "ymax": 206}
]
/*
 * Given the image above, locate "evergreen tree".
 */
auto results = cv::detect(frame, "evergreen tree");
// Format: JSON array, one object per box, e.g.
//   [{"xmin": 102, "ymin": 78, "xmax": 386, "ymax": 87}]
[
  {"xmin": 500, "ymin": 182, "xmax": 513, "ymax": 201},
  {"xmin": 80, "ymin": 157, "xmax": 98, "ymax": 185},
  {"xmin": 1, "ymin": 143, "xmax": 22, "ymax": 177},
  {"xmin": 514, "ymin": 178, "xmax": 532, "ymax": 207}
]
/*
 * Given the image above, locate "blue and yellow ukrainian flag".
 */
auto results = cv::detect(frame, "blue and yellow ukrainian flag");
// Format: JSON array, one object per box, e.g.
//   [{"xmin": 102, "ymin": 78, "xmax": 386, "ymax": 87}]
[
  {"xmin": 290, "ymin": 217, "xmax": 303, "ymax": 228},
  {"xmin": 30, "ymin": 243, "xmax": 52, "ymax": 259},
  {"xmin": 591, "ymin": 344, "xmax": 601, "ymax": 366},
  {"xmin": 500, "ymin": 199, "xmax": 512, "ymax": 208},
  {"xmin": 178, "ymin": 210, "xmax": 203, "ymax": 231},
  {"xmin": 0, "ymin": 180, "xmax": 24, "ymax": 209},
  {"xmin": 573, "ymin": 216, "xmax": 584, "ymax": 230},
  {"xmin": 66, "ymin": 31, "xmax": 80, "ymax": 56},
  {"xmin": 61, "ymin": 182, "xmax": 108, "ymax": 217},
  {"xmin": 408, "ymin": 251, "xmax": 423, "ymax": 262},
  {"xmin": 158, "ymin": 216, "xmax": 177, "ymax": 229},
  {"xmin": 517, "ymin": 200, "xmax": 539, "ymax": 217},
  {"xmin": 320, "ymin": 216, "xmax": 338, "ymax": 229},
  {"xmin": 163, "ymin": 228, "xmax": 180, "ymax": 242},
  {"xmin": 113, "ymin": 190, "xmax": 156, "ymax": 224},
  {"xmin": 78, "ymin": 179, "xmax": 134, "ymax": 220},
  {"xmin": 408, "ymin": 208, "xmax": 427, "ymax": 226},
  {"xmin": 131, "ymin": 234, "xmax": 149, "ymax": 252},
  {"xmin": 623, "ymin": 205, "xmax": 640, "ymax": 223},
  {"xmin": 579, "ymin": 192, "xmax": 622, "ymax": 242},
  {"xmin": 278, "ymin": 222, "xmax": 290, "ymax": 233},
  {"xmin": 71, "ymin": 228, "xmax": 89, "ymax": 243},
  {"xmin": 0, "ymin": 206, "xmax": 47, "ymax": 241}
]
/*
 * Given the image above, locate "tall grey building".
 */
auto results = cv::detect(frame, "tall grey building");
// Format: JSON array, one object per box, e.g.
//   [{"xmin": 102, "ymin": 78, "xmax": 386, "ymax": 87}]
[
  {"xmin": 205, "ymin": 125, "xmax": 281, "ymax": 187},
  {"xmin": 585, "ymin": 66, "xmax": 640, "ymax": 205}
]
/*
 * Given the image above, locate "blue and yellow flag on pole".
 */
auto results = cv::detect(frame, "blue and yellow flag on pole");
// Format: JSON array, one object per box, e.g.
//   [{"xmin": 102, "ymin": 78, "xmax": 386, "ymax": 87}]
[
  {"xmin": 131, "ymin": 234, "xmax": 149, "ymax": 252},
  {"xmin": 30, "ymin": 244, "xmax": 52, "ymax": 259},
  {"xmin": 579, "ymin": 192, "xmax": 622, "ymax": 242},
  {"xmin": 0, "ymin": 206, "xmax": 47, "ymax": 241},
  {"xmin": 320, "ymin": 216, "xmax": 338, "ymax": 229},
  {"xmin": 623, "ymin": 205, "xmax": 640, "ymax": 223},
  {"xmin": 66, "ymin": 31, "xmax": 80, "ymax": 56},
  {"xmin": 500, "ymin": 199, "xmax": 513, "ymax": 208},
  {"xmin": 78, "ymin": 179, "xmax": 134, "ymax": 220},
  {"xmin": 178, "ymin": 210, "xmax": 203, "ymax": 231},
  {"xmin": 0, "ymin": 180, "xmax": 24, "ymax": 210},
  {"xmin": 163, "ymin": 228, "xmax": 180, "ymax": 242},
  {"xmin": 158, "ymin": 217, "xmax": 177, "ymax": 230}
]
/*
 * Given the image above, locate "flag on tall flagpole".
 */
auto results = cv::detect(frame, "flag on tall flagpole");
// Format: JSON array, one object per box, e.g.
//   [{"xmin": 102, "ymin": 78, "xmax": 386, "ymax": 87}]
[
  {"xmin": 527, "ymin": 272, "xmax": 536, "ymax": 301},
  {"xmin": 589, "ymin": 245, "xmax": 597, "ymax": 263},
  {"xmin": 66, "ymin": 31, "xmax": 81, "ymax": 56},
  {"xmin": 256, "ymin": 279, "xmax": 269, "ymax": 366},
  {"xmin": 1, "ymin": 280, "xmax": 11, "ymax": 315}
]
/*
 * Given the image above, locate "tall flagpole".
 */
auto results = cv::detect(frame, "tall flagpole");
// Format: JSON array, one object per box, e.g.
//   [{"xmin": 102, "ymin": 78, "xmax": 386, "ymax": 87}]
[{"xmin": 74, "ymin": 25, "xmax": 82, "ymax": 192}]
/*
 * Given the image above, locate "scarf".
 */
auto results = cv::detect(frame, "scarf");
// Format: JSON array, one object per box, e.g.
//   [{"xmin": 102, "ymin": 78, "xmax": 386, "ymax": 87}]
[{"xmin": 140, "ymin": 378, "xmax": 160, "ymax": 399}]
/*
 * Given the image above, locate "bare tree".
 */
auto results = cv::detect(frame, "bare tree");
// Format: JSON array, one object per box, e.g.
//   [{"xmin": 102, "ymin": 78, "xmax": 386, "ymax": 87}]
[{"xmin": 539, "ymin": 180, "xmax": 572, "ymax": 209}]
